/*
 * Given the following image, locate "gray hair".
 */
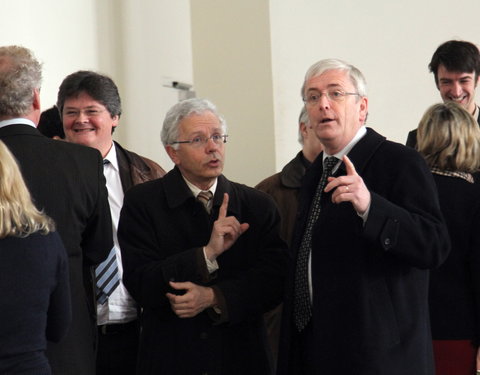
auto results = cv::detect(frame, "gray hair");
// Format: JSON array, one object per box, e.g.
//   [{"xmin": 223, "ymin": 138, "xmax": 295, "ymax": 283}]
[
  {"xmin": 301, "ymin": 58, "xmax": 367, "ymax": 99},
  {"xmin": 161, "ymin": 98, "xmax": 227, "ymax": 149},
  {"xmin": 0, "ymin": 46, "xmax": 42, "ymax": 117},
  {"xmin": 298, "ymin": 106, "xmax": 309, "ymax": 145}
]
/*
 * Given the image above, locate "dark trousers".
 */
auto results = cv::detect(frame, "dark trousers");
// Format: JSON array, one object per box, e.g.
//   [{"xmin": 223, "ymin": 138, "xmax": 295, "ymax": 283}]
[{"xmin": 97, "ymin": 320, "xmax": 140, "ymax": 375}]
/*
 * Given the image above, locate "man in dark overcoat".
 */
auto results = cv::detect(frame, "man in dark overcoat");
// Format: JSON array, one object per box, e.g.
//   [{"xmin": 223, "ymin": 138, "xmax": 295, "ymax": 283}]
[
  {"xmin": 0, "ymin": 46, "xmax": 112, "ymax": 375},
  {"xmin": 118, "ymin": 98, "xmax": 288, "ymax": 375},
  {"xmin": 278, "ymin": 58, "xmax": 451, "ymax": 375}
]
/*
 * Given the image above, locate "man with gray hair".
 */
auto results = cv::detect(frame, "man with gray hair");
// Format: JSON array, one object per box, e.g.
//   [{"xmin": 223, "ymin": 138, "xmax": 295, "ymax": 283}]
[
  {"xmin": 278, "ymin": 59, "xmax": 450, "ymax": 374},
  {"xmin": 118, "ymin": 98, "xmax": 288, "ymax": 374},
  {"xmin": 0, "ymin": 45, "xmax": 112, "ymax": 374}
]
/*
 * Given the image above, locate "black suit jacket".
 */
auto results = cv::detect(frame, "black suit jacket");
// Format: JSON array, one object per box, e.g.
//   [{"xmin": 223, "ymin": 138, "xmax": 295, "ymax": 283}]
[
  {"xmin": 278, "ymin": 128, "xmax": 450, "ymax": 375},
  {"xmin": 118, "ymin": 167, "xmax": 288, "ymax": 375},
  {"xmin": 406, "ymin": 106, "xmax": 480, "ymax": 148},
  {"xmin": 0, "ymin": 123, "xmax": 113, "ymax": 375}
]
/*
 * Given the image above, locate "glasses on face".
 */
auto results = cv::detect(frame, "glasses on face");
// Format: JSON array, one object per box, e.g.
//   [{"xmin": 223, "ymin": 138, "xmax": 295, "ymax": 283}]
[
  {"xmin": 63, "ymin": 108, "xmax": 105, "ymax": 118},
  {"xmin": 303, "ymin": 89, "xmax": 359, "ymax": 106},
  {"xmin": 170, "ymin": 134, "xmax": 228, "ymax": 148}
]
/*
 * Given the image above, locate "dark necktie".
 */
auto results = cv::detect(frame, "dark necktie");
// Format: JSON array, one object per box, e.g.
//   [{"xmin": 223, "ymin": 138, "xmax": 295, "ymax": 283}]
[
  {"xmin": 293, "ymin": 156, "xmax": 338, "ymax": 331},
  {"xmin": 197, "ymin": 190, "xmax": 213, "ymax": 213}
]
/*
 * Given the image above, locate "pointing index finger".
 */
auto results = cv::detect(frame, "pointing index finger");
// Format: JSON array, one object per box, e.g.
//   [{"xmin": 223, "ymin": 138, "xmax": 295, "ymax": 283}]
[
  {"xmin": 218, "ymin": 193, "xmax": 229, "ymax": 219},
  {"xmin": 342, "ymin": 155, "xmax": 357, "ymax": 176}
]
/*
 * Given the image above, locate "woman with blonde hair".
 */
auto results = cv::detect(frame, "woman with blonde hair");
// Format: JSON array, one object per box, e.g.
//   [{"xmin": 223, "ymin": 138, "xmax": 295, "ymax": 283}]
[
  {"xmin": 0, "ymin": 140, "xmax": 71, "ymax": 374},
  {"xmin": 417, "ymin": 101, "xmax": 480, "ymax": 375}
]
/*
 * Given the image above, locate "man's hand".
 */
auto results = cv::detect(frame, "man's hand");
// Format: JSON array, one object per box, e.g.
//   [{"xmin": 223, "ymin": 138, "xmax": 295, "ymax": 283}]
[
  {"xmin": 204, "ymin": 193, "xmax": 249, "ymax": 262},
  {"xmin": 166, "ymin": 281, "xmax": 217, "ymax": 318},
  {"xmin": 324, "ymin": 155, "xmax": 371, "ymax": 214}
]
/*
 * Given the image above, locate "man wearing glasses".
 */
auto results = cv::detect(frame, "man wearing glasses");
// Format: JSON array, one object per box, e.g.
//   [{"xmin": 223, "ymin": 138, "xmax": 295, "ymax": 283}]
[
  {"xmin": 407, "ymin": 40, "xmax": 480, "ymax": 147},
  {"xmin": 57, "ymin": 70, "xmax": 166, "ymax": 375},
  {"xmin": 277, "ymin": 59, "xmax": 450, "ymax": 375},
  {"xmin": 118, "ymin": 98, "xmax": 288, "ymax": 375}
]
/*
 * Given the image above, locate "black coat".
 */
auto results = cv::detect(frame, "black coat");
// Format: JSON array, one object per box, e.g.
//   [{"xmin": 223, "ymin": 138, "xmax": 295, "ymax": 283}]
[
  {"xmin": 429, "ymin": 173, "xmax": 480, "ymax": 342},
  {"xmin": 278, "ymin": 128, "xmax": 450, "ymax": 375},
  {"xmin": 118, "ymin": 167, "xmax": 288, "ymax": 375},
  {"xmin": 0, "ymin": 124, "xmax": 113, "ymax": 375},
  {"xmin": 0, "ymin": 232, "xmax": 70, "ymax": 374}
]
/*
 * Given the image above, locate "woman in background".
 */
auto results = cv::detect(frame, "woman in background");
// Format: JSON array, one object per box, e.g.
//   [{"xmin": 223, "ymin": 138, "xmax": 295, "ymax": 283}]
[
  {"xmin": 417, "ymin": 102, "xmax": 480, "ymax": 375},
  {"xmin": 0, "ymin": 140, "xmax": 71, "ymax": 374}
]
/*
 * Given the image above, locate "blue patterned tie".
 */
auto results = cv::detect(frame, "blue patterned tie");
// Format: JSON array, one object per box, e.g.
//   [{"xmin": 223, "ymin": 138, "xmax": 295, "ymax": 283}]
[
  {"xmin": 293, "ymin": 156, "xmax": 338, "ymax": 331},
  {"xmin": 95, "ymin": 246, "xmax": 120, "ymax": 305},
  {"xmin": 95, "ymin": 158, "xmax": 120, "ymax": 304}
]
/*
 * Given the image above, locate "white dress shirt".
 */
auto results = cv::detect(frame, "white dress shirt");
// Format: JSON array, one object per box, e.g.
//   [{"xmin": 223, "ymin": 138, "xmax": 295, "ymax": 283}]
[{"xmin": 97, "ymin": 143, "xmax": 137, "ymax": 325}]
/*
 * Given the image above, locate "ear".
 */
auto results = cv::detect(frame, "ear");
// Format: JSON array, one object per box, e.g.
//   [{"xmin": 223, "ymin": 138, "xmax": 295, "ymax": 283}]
[
  {"xmin": 165, "ymin": 145, "xmax": 180, "ymax": 165},
  {"xmin": 111, "ymin": 115, "xmax": 119, "ymax": 129},
  {"xmin": 359, "ymin": 96, "xmax": 368, "ymax": 124},
  {"xmin": 33, "ymin": 88, "xmax": 41, "ymax": 110},
  {"xmin": 299, "ymin": 122, "xmax": 308, "ymax": 139}
]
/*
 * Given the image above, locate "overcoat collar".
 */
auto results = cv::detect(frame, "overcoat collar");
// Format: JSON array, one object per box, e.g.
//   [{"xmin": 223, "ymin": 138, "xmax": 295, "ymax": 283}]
[
  {"xmin": 162, "ymin": 166, "xmax": 240, "ymax": 217},
  {"xmin": 328, "ymin": 127, "xmax": 386, "ymax": 177}
]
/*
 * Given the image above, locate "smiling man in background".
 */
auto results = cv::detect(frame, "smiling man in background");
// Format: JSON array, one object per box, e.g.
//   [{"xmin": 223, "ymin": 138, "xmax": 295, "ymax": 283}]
[
  {"xmin": 407, "ymin": 40, "xmax": 480, "ymax": 147},
  {"xmin": 57, "ymin": 70, "xmax": 166, "ymax": 375}
]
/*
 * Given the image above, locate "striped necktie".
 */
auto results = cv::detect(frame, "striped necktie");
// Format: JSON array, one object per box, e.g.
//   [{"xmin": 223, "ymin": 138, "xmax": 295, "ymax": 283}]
[
  {"xmin": 95, "ymin": 246, "xmax": 120, "ymax": 305},
  {"xmin": 96, "ymin": 157, "xmax": 120, "ymax": 304},
  {"xmin": 197, "ymin": 190, "xmax": 213, "ymax": 213},
  {"xmin": 293, "ymin": 156, "xmax": 338, "ymax": 331}
]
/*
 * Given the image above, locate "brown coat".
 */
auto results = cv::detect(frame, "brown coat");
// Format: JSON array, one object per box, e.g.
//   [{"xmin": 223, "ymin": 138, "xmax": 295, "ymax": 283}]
[
  {"xmin": 115, "ymin": 141, "xmax": 166, "ymax": 191},
  {"xmin": 255, "ymin": 152, "xmax": 309, "ymax": 245}
]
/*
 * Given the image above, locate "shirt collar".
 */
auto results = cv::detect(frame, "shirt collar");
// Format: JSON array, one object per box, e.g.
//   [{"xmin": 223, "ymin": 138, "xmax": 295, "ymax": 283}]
[
  {"xmin": 183, "ymin": 176, "xmax": 218, "ymax": 198},
  {"xmin": 323, "ymin": 126, "xmax": 367, "ymax": 171},
  {"xmin": 0, "ymin": 118, "xmax": 36, "ymax": 129},
  {"xmin": 103, "ymin": 142, "xmax": 119, "ymax": 171}
]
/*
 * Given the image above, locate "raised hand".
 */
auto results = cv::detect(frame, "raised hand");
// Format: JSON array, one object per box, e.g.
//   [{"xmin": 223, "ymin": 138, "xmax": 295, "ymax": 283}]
[
  {"xmin": 204, "ymin": 193, "xmax": 249, "ymax": 262},
  {"xmin": 324, "ymin": 155, "xmax": 371, "ymax": 214}
]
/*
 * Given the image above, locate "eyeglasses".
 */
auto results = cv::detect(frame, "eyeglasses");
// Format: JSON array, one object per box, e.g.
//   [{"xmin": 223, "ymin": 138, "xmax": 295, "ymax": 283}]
[
  {"xmin": 63, "ymin": 109, "xmax": 106, "ymax": 118},
  {"xmin": 170, "ymin": 134, "xmax": 228, "ymax": 148},
  {"xmin": 303, "ymin": 89, "xmax": 359, "ymax": 106}
]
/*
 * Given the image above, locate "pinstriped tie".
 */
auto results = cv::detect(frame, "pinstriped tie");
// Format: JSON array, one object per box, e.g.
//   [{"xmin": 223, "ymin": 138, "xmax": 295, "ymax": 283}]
[
  {"xmin": 197, "ymin": 190, "xmax": 213, "ymax": 213},
  {"xmin": 95, "ymin": 246, "xmax": 120, "ymax": 305},
  {"xmin": 293, "ymin": 156, "xmax": 338, "ymax": 331}
]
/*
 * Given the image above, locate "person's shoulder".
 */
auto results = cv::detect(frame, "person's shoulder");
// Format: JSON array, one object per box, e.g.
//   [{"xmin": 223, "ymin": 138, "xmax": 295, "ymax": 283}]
[
  {"xmin": 126, "ymin": 175, "xmax": 165, "ymax": 196},
  {"xmin": 229, "ymin": 179, "xmax": 278, "ymax": 207},
  {"xmin": 255, "ymin": 172, "xmax": 281, "ymax": 191},
  {"xmin": 51, "ymin": 138, "xmax": 102, "ymax": 159},
  {"xmin": 378, "ymin": 136, "xmax": 423, "ymax": 162},
  {"xmin": 114, "ymin": 141, "xmax": 166, "ymax": 176}
]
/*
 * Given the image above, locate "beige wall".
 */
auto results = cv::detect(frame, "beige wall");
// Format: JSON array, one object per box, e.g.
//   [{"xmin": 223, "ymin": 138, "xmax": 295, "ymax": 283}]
[
  {"xmin": 0, "ymin": 0, "xmax": 100, "ymax": 110},
  {"xmin": 0, "ymin": 0, "xmax": 193, "ymax": 171},
  {"xmin": 2, "ymin": 0, "xmax": 480, "ymax": 186},
  {"xmin": 270, "ymin": 0, "xmax": 480, "ymax": 171},
  {"xmin": 190, "ymin": 0, "xmax": 275, "ymax": 186}
]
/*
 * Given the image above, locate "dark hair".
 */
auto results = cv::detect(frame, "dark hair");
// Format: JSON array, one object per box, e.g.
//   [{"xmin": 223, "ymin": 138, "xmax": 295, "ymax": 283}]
[
  {"xmin": 57, "ymin": 70, "xmax": 122, "ymax": 118},
  {"xmin": 429, "ymin": 40, "xmax": 480, "ymax": 85},
  {"xmin": 37, "ymin": 105, "xmax": 64, "ymax": 139}
]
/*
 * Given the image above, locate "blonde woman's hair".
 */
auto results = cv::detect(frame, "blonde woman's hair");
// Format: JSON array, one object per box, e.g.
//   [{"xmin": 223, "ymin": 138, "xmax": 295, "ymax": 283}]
[
  {"xmin": 417, "ymin": 102, "xmax": 480, "ymax": 173},
  {"xmin": 0, "ymin": 140, "xmax": 54, "ymax": 238}
]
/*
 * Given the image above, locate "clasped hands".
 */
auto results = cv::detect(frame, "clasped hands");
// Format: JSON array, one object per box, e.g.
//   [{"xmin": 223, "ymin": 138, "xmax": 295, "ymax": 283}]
[
  {"xmin": 324, "ymin": 155, "xmax": 371, "ymax": 215},
  {"xmin": 166, "ymin": 193, "xmax": 249, "ymax": 318}
]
